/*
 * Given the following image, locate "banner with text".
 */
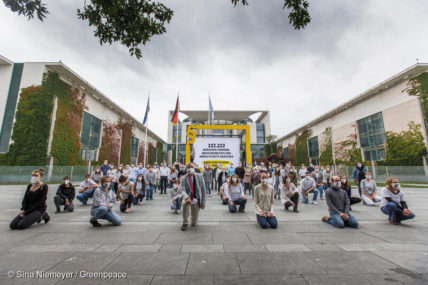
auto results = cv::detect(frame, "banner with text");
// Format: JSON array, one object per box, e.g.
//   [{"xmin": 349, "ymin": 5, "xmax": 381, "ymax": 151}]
[{"xmin": 193, "ymin": 137, "xmax": 240, "ymax": 168}]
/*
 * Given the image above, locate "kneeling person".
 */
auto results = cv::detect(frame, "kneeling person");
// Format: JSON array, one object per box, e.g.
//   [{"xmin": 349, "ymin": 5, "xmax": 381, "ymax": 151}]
[
  {"xmin": 54, "ymin": 176, "xmax": 75, "ymax": 213},
  {"xmin": 90, "ymin": 176, "xmax": 122, "ymax": 227},
  {"xmin": 118, "ymin": 175, "xmax": 134, "ymax": 213},
  {"xmin": 170, "ymin": 178, "xmax": 182, "ymax": 214},
  {"xmin": 254, "ymin": 173, "xmax": 278, "ymax": 229},
  {"xmin": 322, "ymin": 176, "xmax": 359, "ymax": 228},
  {"xmin": 227, "ymin": 174, "xmax": 247, "ymax": 213}
]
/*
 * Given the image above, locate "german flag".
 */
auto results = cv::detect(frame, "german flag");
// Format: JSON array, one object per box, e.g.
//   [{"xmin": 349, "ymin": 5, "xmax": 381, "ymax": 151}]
[{"xmin": 171, "ymin": 95, "xmax": 180, "ymax": 126}]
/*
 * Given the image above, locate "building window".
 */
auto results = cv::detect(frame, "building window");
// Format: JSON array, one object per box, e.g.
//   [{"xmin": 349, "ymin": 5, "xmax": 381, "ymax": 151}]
[
  {"xmin": 80, "ymin": 112, "xmax": 102, "ymax": 161},
  {"xmin": 251, "ymin": 144, "xmax": 265, "ymax": 161},
  {"xmin": 130, "ymin": 136, "xmax": 139, "ymax": 164},
  {"xmin": 213, "ymin": 129, "xmax": 224, "ymax": 136},
  {"xmin": 172, "ymin": 123, "xmax": 182, "ymax": 143},
  {"xmin": 256, "ymin": 123, "xmax": 265, "ymax": 143},
  {"xmin": 307, "ymin": 136, "xmax": 319, "ymax": 165},
  {"xmin": 283, "ymin": 146, "xmax": 289, "ymax": 158},
  {"xmin": 357, "ymin": 112, "xmax": 386, "ymax": 161}
]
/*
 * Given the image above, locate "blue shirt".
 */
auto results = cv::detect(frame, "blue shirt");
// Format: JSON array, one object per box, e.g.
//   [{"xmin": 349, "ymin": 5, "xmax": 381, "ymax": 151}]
[
  {"xmin": 136, "ymin": 168, "xmax": 147, "ymax": 178},
  {"xmin": 100, "ymin": 164, "xmax": 110, "ymax": 176},
  {"xmin": 228, "ymin": 167, "xmax": 235, "ymax": 176}
]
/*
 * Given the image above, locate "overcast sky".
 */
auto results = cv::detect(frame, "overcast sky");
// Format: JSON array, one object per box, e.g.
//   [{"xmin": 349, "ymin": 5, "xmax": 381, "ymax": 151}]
[{"xmin": 1, "ymin": 0, "xmax": 427, "ymax": 141}]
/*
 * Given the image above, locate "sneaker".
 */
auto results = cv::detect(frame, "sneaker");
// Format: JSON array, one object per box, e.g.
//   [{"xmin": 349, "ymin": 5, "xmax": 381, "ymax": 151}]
[
  {"xmin": 238, "ymin": 207, "xmax": 245, "ymax": 213},
  {"xmin": 55, "ymin": 210, "xmax": 61, "ymax": 214},
  {"xmin": 293, "ymin": 208, "xmax": 299, "ymax": 213},
  {"xmin": 322, "ymin": 216, "xmax": 330, "ymax": 222},
  {"xmin": 125, "ymin": 208, "xmax": 131, "ymax": 213},
  {"xmin": 312, "ymin": 201, "xmax": 318, "ymax": 205},
  {"xmin": 177, "ymin": 210, "xmax": 181, "ymax": 214},
  {"xmin": 42, "ymin": 212, "xmax": 50, "ymax": 223},
  {"xmin": 320, "ymin": 198, "xmax": 325, "ymax": 200},
  {"xmin": 181, "ymin": 224, "xmax": 188, "ymax": 231},
  {"xmin": 90, "ymin": 218, "xmax": 102, "ymax": 227},
  {"xmin": 174, "ymin": 210, "xmax": 178, "ymax": 214},
  {"xmin": 388, "ymin": 218, "xmax": 400, "ymax": 225}
]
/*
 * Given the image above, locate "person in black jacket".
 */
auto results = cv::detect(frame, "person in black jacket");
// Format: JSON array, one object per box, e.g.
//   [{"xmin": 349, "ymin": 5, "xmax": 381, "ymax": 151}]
[
  {"xmin": 340, "ymin": 175, "xmax": 361, "ymax": 209},
  {"xmin": 234, "ymin": 162, "xmax": 245, "ymax": 185},
  {"xmin": 54, "ymin": 176, "xmax": 75, "ymax": 213},
  {"xmin": 10, "ymin": 168, "xmax": 50, "ymax": 230}
]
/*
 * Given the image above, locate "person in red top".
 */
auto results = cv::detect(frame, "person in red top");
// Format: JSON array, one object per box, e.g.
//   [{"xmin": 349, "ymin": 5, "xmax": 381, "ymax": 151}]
[{"xmin": 179, "ymin": 163, "xmax": 206, "ymax": 231}]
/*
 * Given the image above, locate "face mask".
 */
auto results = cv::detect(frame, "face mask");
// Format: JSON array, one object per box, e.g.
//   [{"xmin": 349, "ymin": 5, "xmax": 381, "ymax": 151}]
[
  {"xmin": 138, "ymin": 177, "xmax": 142, "ymax": 181},
  {"xmin": 341, "ymin": 179, "xmax": 347, "ymax": 184},
  {"xmin": 262, "ymin": 179, "xmax": 268, "ymax": 184},
  {"xmin": 119, "ymin": 167, "xmax": 122, "ymax": 170},
  {"xmin": 326, "ymin": 168, "xmax": 330, "ymax": 171},
  {"xmin": 306, "ymin": 176, "xmax": 310, "ymax": 180},
  {"xmin": 173, "ymin": 184, "xmax": 178, "ymax": 189},
  {"xmin": 357, "ymin": 164, "xmax": 362, "ymax": 168},
  {"xmin": 139, "ymin": 166, "xmax": 143, "ymax": 169},
  {"xmin": 86, "ymin": 179, "xmax": 90, "ymax": 183},
  {"xmin": 103, "ymin": 182, "xmax": 111, "ymax": 189},
  {"xmin": 31, "ymin": 176, "xmax": 39, "ymax": 184},
  {"xmin": 286, "ymin": 179, "xmax": 291, "ymax": 183},
  {"xmin": 315, "ymin": 169, "xmax": 319, "ymax": 172},
  {"xmin": 366, "ymin": 175, "xmax": 371, "ymax": 179},
  {"xmin": 232, "ymin": 178, "xmax": 237, "ymax": 183},
  {"xmin": 104, "ymin": 162, "xmax": 107, "ymax": 165},
  {"xmin": 64, "ymin": 180, "xmax": 70, "ymax": 184},
  {"xmin": 392, "ymin": 183, "xmax": 400, "ymax": 190},
  {"xmin": 188, "ymin": 168, "xmax": 195, "ymax": 175},
  {"xmin": 333, "ymin": 181, "xmax": 341, "ymax": 188}
]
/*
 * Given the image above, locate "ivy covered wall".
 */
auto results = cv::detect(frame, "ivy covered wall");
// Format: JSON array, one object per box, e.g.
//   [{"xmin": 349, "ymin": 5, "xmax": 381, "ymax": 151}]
[
  {"xmin": 295, "ymin": 129, "xmax": 311, "ymax": 165},
  {"xmin": 137, "ymin": 141, "xmax": 145, "ymax": 164},
  {"xmin": 118, "ymin": 120, "xmax": 133, "ymax": 165},
  {"xmin": 333, "ymin": 126, "xmax": 364, "ymax": 166},
  {"xmin": 319, "ymin": 127, "xmax": 333, "ymax": 166},
  {"xmin": 96, "ymin": 120, "xmax": 121, "ymax": 165},
  {"xmin": 147, "ymin": 143, "xmax": 154, "ymax": 165},
  {"xmin": 406, "ymin": 73, "xmax": 428, "ymax": 131}
]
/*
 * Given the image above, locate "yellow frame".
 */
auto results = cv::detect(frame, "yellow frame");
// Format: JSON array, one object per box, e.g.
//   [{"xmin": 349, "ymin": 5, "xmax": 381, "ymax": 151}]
[{"xmin": 185, "ymin": 125, "xmax": 251, "ymax": 166}]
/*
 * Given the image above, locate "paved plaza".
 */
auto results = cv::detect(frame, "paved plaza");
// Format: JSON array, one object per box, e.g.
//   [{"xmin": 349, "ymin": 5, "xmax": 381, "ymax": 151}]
[{"xmin": 0, "ymin": 184, "xmax": 427, "ymax": 284}]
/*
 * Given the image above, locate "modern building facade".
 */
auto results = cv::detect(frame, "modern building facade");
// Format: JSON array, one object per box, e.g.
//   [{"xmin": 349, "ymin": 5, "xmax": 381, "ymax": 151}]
[
  {"xmin": 0, "ymin": 55, "xmax": 165, "ymax": 168},
  {"xmin": 166, "ymin": 110, "xmax": 271, "ymax": 164},
  {"xmin": 277, "ymin": 63, "xmax": 428, "ymax": 166}
]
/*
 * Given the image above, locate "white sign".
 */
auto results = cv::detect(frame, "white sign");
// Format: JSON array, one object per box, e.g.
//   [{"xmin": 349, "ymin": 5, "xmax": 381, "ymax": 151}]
[{"xmin": 193, "ymin": 137, "xmax": 241, "ymax": 168}]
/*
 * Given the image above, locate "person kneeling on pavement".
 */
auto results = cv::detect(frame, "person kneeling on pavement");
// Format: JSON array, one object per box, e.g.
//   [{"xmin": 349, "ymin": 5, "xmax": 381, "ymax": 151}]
[
  {"xmin": 226, "ymin": 174, "xmax": 247, "ymax": 213},
  {"xmin": 90, "ymin": 176, "xmax": 122, "ymax": 227},
  {"xmin": 118, "ymin": 175, "xmax": 134, "ymax": 213},
  {"xmin": 170, "ymin": 178, "xmax": 183, "ymax": 214},
  {"xmin": 54, "ymin": 176, "xmax": 75, "ymax": 213},
  {"xmin": 280, "ymin": 176, "xmax": 299, "ymax": 212},
  {"xmin": 322, "ymin": 176, "xmax": 359, "ymax": 229}
]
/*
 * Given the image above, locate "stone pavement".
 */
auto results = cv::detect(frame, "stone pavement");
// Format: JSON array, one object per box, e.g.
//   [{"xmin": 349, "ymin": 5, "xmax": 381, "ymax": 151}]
[{"xmin": 0, "ymin": 184, "xmax": 427, "ymax": 284}]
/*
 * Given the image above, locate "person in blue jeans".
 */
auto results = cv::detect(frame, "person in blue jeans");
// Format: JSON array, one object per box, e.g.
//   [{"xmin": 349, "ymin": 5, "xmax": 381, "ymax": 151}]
[
  {"xmin": 311, "ymin": 167, "xmax": 324, "ymax": 200},
  {"xmin": 170, "ymin": 178, "xmax": 182, "ymax": 214},
  {"xmin": 227, "ymin": 174, "xmax": 247, "ymax": 213},
  {"xmin": 145, "ymin": 167, "xmax": 156, "ymax": 200},
  {"xmin": 301, "ymin": 171, "xmax": 319, "ymax": 205},
  {"xmin": 322, "ymin": 176, "xmax": 359, "ymax": 229},
  {"xmin": 253, "ymin": 173, "xmax": 278, "ymax": 229},
  {"xmin": 90, "ymin": 176, "xmax": 122, "ymax": 227},
  {"xmin": 76, "ymin": 174, "xmax": 99, "ymax": 205},
  {"xmin": 380, "ymin": 177, "xmax": 415, "ymax": 225}
]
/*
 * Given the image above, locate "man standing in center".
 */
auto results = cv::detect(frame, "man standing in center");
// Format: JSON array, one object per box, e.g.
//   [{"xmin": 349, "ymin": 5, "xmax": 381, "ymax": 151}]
[{"xmin": 179, "ymin": 162, "xmax": 206, "ymax": 231}]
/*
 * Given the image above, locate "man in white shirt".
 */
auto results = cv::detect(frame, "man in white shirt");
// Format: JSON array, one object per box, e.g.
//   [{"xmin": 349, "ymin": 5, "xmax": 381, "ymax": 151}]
[
  {"xmin": 128, "ymin": 163, "xmax": 137, "ymax": 183},
  {"xmin": 76, "ymin": 174, "xmax": 99, "ymax": 205},
  {"xmin": 159, "ymin": 162, "xmax": 170, "ymax": 195}
]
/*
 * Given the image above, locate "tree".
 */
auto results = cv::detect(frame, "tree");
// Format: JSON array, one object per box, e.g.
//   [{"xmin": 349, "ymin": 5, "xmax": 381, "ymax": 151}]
[{"xmin": 3, "ymin": 0, "xmax": 310, "ymax": 59}]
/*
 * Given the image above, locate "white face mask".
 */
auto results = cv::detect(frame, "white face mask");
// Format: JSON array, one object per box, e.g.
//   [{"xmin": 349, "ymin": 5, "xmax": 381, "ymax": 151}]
[
  {"xmin": 306, "ymin": 176, "xmax": 310, "ymax": 180},
  {"xmin": 333, "ymin": 181, "xmax": 341, "ymax": 188},
  {"xmin": 188, "ymin": 168, "xmax": 195, "ymax": 175},
  {"xmin": 102, "ymin": 182, "xmax": 111, "ymax": 189},
  {"xmin": 326, "ymin": 168, "xmax": 330, "ymax": 171},
  {"xmin": 232, "ymin": 178, "xmax": 237, "ymax": 183},
  {"xmin": 31, "ymin": 176, "xmax": 39, "ymax": 184},
  {"xmin": 341, "ymin": 179, "xmax": 346, "ymax": 184},
  {"xmin": 262, "ymin": 178, "xmax": 268, "ymax": 184},
  {"xmin": 137, "ymin": 177, "xmax": 142, "ymax": 181},
  {"xmin": 64, "ymin": 180, "xmax": 70, "ymax": 184},
  {"xmin": 357, "ymin": 164, "xmax": 362, "ymax": 168},
  {"xmin": 366, "ymin": 175, "xmax": 371, "ymax": 179},
  {"xmin": 315, "ymin": 169, "xmax": 319, "ymax": 172},
  {"xmin": 286, "ymin": 179, "xmax": 291, "ymax": 183},
  {"xmin": 173, "ymin": 184, "xmax": 178, "ymax": 189},
  {"xmin": 392, "ymin": 183, "xmax": 401, "ymax": 190}
]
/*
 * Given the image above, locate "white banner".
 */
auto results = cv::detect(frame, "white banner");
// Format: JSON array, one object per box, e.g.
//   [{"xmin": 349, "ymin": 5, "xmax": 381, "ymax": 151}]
[{"xmin": 192, "ymin": 137, "xmax": 240, "ymax": 168}]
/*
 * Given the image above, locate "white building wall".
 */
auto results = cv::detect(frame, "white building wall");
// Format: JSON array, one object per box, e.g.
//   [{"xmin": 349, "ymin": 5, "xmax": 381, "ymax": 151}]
[{"xmin": 0, "ymin": 64, "xmax": 13, "ymax": 128}]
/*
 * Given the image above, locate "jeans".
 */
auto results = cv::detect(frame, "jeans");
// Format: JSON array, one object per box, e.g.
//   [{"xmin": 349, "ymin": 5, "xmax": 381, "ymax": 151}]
[
  {"xmin": 317, "ymin": 184, "xmax": 324, "ymax": 199},
  {"xmin": 274, "ymin": 180, "xmax": 280, "ymax": 198},
  {"xmin": 327, "ymin": 213, "xmax": 359, "ymax": 228},
  {"xmin": 10, "ymin": 210, "xmax": 43, "ymax": 230},
  {"xmin": 228, "ymin": 198, "xmax": 247, "ymax": 212},
  {"xmin": 170, "ymin": 199, "xmax": 182, "ymax": 211},
  {"xmin": 301, "ymin": 188, "xmax": 319, "ymax": 203},
  {"xmin": 160, "ymin": 176, "xmax": 168, "ymax": 194},
  {"xmin": 256, "ymin": 214, "xmax": 278, "ymax": 229},
  {"xmin": 53, "ymin": 195, "xmax": 74, "ymax": 212},
  {"xmin": 381, "ymin": 202, "xmax": 415, "ymax": 223},
  {"xmin": 91, "ymin": 206, "xmax": 122, "ymax": 226},
  {"xmin": 205, "ymin": 183, "xmax": 211, "ymax": 194},
  {"xmin": 76, "ymin": 190, "xmax": 95, "ymax": 204},
  {"xmin": 146, "ymin": 185, "xmax": 155, "ymax": 199},
  {"xmin": 133, "ymin": 192, "xmax": 145, "ymax": 205}
]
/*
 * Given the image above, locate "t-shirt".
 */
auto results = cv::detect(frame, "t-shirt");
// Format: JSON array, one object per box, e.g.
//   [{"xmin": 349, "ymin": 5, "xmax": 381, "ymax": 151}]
[
  {"xmin": 300, "ymin": 177, "xmax": 316, "ymax": 191},
  {"xmin": 227, "ymin": 183, "xmax": 244, "ymax": 201},
  {"xmin": 361, "ymin": 180, "xmax": 376, "ymax": 195},
  {"xmin": 119, "ymin": 181, "xmax": 134, "ymax": 199},
  {"xmin": 380, "ymin": 187, "xmax": 405, "ymax": 208}
]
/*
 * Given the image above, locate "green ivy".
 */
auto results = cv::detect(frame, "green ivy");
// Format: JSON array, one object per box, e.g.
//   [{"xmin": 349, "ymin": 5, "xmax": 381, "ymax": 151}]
[
  {"xmin": 172, "ymin": 144, "xmax": 176, "ymax": 163},
  {"xmin": 406, "ymin": 73, "xmax": 428, "ymax": 131},
  {"xmin": 295, "ymin": 129, "xmax": 311, "ymax": 165},
  {"xmin": 263, "ymin": 144, "xmax": 271, "ymax": 158},
  {"xmin": 147, "ymin": 143, "xmax": 154, "ymax": 165},
  {"xmin": 0, "ymin": 85, "xmax": 54, "ymax": 165},
  {"xmin": 118, "ymin": 120, "xmax": 133, "ymax": 165},
  {"xmin": 383, "ymin": 122, "xmax": 427, "ymax": 166},
  {"xmin": 156, "ymin": 141, "xmax": 163, "ymax": 165},
  {"xmin": 270, "ymin": 141, "xmax": 278, "ymax": 155},
  {"xmin": 319, "ymin": 127, "xmax": 333, "ymax": 166},
  {"xmin": 97, "ymin": 120, "xmax": 120, "ymax": 165},
  {"xmin": 46, "ymin": 72, "xmax": 86, "ymax": 166},
  {"xmin": 288, "ymin": 143, "xmax": 296, "ymax": 164}
]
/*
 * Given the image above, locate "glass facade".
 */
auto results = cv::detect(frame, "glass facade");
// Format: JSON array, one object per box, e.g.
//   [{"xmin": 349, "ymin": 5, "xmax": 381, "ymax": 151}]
[
  {"xmin": 172, "ymin": 123, "xmax": 182, "ymax": 143},
  {"xmin": 213, "ymin": 129, "xmax": 224, "ymax": 136},
  {"xmin": 357, "ymin": 112, "xmax": 386, "ymax": 161},
  {"xmin": 256, "ymin": 123, "xmax": 265, "ymax": 143},
  {"xmin": 251, "ymin": 144, "xmax": 265, "ymax": 161},
  {"xmin": 283, "ymin": 146, "xmax": 289, "ymax": 158},
  {"xmin": 307, "ymin": 136, "xmax": 319, "ymax": 165},
  {"xmin": 130, "ymin": 136, "xmax": 139, "ymax": 164},
  {"xmin": 80, "ymin": 112, "xmax": 102, "ymax": 161}
]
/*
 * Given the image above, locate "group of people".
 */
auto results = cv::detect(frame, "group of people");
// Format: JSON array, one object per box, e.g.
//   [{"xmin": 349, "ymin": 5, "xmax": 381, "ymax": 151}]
[{"xmin": 9, "ymin": 160, "xmax": 416, "ymax": 231}]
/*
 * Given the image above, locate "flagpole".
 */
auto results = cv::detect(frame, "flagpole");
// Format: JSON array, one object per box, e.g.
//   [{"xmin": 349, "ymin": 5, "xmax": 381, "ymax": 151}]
[
  {"xmin": 176, "ymin": 92, "xmax": 179, "ymax": 162},
  {"xmin": 208, "ymin": 92, "xmax": 210, "ymax": 125},
  {"xmin": 144, "ymin": 92, "xmax": 149, "ymax": 168}
]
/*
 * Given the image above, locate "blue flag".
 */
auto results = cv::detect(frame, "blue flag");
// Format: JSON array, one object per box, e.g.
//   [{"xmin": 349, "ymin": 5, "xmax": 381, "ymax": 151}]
[
  {"xmin": 209, "ymin": 96, "xmax": 214, "ymax": 122},
  {"xmin": 143, "ymin": 97, "xmax": 150, "ymax": 125}
]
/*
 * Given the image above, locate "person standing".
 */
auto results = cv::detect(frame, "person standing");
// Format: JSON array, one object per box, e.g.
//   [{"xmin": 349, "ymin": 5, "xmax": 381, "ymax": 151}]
[
  {"xmin": 380, "ymin": 177, "xmax": 415, "ymax": 225},
  {"xmin": 202, "ymin": 165, "xmax": 213, "ymax": 196},
  {"xmin": 280, "ymin": 176, "xmax": 299, "ymax": 212},
  {"xmin": 299, "ymin": 164, "xmax": 307, "ymax": 179},
  {"xmin": 311, "ymin": 166, "xmax": 324, "ymax": 200},
  {"xmin": 273, "ymin": 166, "xmax": 281, "ymax": 199},
  {"xmin": 253, "ymin": 173, "xmax": 278, "ymax": 229},
  {"xmin": 243, "ymin": 165, "xmax": 253, "ymax": 196},
  {"xmin": 226, "ymin": 174, "xmax": 247, "ymax": 213},
  {"xmin": 128, "ymin": 163, "xmax": 137, "ymax": 183},
  {"xmin": 352, "ymin": 162, "xmax": 367, "ymax": 198},
  {"xmin": 307, "ymin": 163, "xmax": 315, "ymax": 174},
  {"xmin": 159, "ymin": 162, "xmax": 170, "ymax": 195},
  {"xmin": 145, "ymin": 167, "xmax": 156, "ymax": 200},
  {"xmin": 118, "ymin": 175, "xmax": 134, "ymax": 213},
  {"xmin": 91, "ymin": 166, "xmax": 102, "ymax": 184},
  {"xmin": 288, "ymin": 166, "xmax": 298, "ymax": 186},
  {"xmin": 179, "ymin": 163, "xmax": 206, "ymax": 231},
  {"xmin": 360, "ymin": 172, "xmax": 380, "ymax": 206},
  {"xmin": 90, "ymin": 176, "xmax": 122, "ymax": 227},
  {"xmin": 322, "ymin": 176, "xmax": 359, "ymax": 229},
  {"xmin": 324, "ymin": 166, "xmax": 333, "ymax": 190},
  {"xmin": 170, "ymin": 167, "xmax": 178, "ymax": 189},
  {"xmin": 76, "ymin": 174, "xmax": 99, "ymax": 205},
  {"xmin": 54, "ymin": 176, "xmax": 75, "ymax": 213},
  {"xmin": 100, "ymin": 160, "xmax": 110, "ymax": 176},
  {"xmin": 251, "ymin": 167, "xmax": 261, "ymax": 189},
  {"xmin": 10, "ymin": 169, "xmax": 50, "ymax": 230},
  {"xmin": 217, "ymin": 167, "xmax": 228, "ymax": 193},
  {"xmin": 301, "ymin": 171, "xmax": 318, "ymax": 205},
  {"xmin": 234, "ymin": 162, "xmax": 245, "ymax": 186},
  {"xmin": 228, "ymin": 163, "xmax": 235, "ymax": 176},
  {"xmin": 220, "ymin": 174, "xmax": 230, "ymax": 205}
]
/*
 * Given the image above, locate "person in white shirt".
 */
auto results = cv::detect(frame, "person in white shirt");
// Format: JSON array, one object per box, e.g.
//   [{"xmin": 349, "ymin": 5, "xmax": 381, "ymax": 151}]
[
  {"xmin": 133, "ymin": 174, "xmax": 145, "ymax": 205},
  {"xmin": 170, "ymin": 178, "xmax": 182, "ymax": 214},
  {"xmin": 360, "ymin": 172, "xmax": 380, "ymax": 206},
  {"xmin": 226, "ymin": 174, "xmax": 247, "ymax": 213},
  {"xmin": 76, "ymin": 174, "xmax": 99, "ymax": 205},
  {"xmin": 128, "ymin": 163, "xmax": 137, "ymax": 183},
  {"xmin": 299, "ymin": 164, "xmax": 307, "ymax": 179},
  {"xmin": 380, "ymin": 177, "xmax": 415, "ymax": 225},
  {"xmin": 159, "ymin": 162, "xmax": 170, "ymax": 195},
  {"xmin": 118, "ymin": 175, "xmax": 134, "ymax": 213},
  {"xmin": 220, "ymin": 174, "xmax": 230, "ymax": 205}
]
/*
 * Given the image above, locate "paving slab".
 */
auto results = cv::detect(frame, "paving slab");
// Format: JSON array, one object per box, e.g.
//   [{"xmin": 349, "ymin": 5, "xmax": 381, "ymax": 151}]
[
  {"xmin": 372, "ymin": 251, "xmax": 428, "ymax": 274},
  {"xmin": 186, "ymin": 252, "xmax": 241, "ymax": 275}
]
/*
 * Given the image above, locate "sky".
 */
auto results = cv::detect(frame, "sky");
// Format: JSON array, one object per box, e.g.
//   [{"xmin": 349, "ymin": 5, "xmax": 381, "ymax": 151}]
[{"xmin": 1, "ymin": 0, "xmax": 427, "ymax": 141}]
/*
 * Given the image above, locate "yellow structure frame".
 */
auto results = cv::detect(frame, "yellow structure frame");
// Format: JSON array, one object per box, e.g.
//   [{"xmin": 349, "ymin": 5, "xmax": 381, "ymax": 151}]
[{"xmin": 185, "ymin": 125, "xmax": 251, "ymax": 166}]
